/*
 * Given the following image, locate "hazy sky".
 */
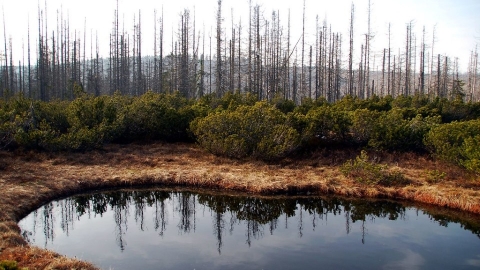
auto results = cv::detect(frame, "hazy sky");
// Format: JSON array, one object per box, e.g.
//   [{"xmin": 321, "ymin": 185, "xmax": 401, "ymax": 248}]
[{"xmin": 1, "ymin": 0, "xmax": 479, "ymax": 71}]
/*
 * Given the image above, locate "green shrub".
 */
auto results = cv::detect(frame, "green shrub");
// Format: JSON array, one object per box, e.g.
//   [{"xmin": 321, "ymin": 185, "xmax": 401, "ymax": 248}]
[
  {"xmin": 0, "ymin": 95, "xmax": 33, "ymax": 148},
  {"xmin": 256, "ymin": 124, "xmax": 300, "ymax": 160},
  {"xmin": 270, "ymin": 95, "xmax": 296, "ymax": 114},
  {"xmin": 119, "ymin": 91, "xmax": 194, "ymax": 142},
  {"xmin": 424, "ymin": 120, "xmax": 480, "ymax": 166},
  {"xmin": 350, "ymin": 108, "xmax": 439, "ymax": 151},
  {"xmin": 460, "ymin": 135, "xmax": 480, "ymax": 173},
  {"xmin": 191, "ymin": 109, "xmax": 246, "ymax": 158},
  {"xmin": 425, "ymin": 170, "xmax": 447, "ymax": 184},
  {"xmin": 369, "ymin": 110, "xmax": 440, "ymax": 151},
  {"xmin": 191, "ymin": 102, "xmax": 300, "ymax": 160},
  {"xmin": 0, "ymin": 260, "xmax": 19, "ymax": 270},
  {"xmin": 350, "ymin": 109, "xmax": 382, "ymax": 146},
  {"xmin": 14, "ymin": 119, "xmax": 58, "ymax": 150},
  {"xmin": 304, "ymin": 105, "xmax": 351, "ymax": 146},
  {"xmin": 341, "ymin": 150, "xmax": 407, "ymax": 186}
]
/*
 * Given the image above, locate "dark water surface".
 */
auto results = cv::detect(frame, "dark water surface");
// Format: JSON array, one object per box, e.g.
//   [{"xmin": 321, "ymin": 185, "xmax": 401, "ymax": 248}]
[{"xmin": 19, "ymin": 189, "xmax": 480, "ymax": 270}]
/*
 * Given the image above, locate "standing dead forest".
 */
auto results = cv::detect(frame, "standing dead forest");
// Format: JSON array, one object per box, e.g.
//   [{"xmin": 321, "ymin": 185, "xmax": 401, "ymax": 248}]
[{"xmin": 1, "ymin": 0, "xmax": 479, "ymax": 103}]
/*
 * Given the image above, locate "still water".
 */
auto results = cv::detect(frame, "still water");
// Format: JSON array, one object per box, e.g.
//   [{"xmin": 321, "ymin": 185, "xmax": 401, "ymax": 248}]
[{"xmin": 19, "ymin": 189, "xmax": 480, "ymax": 270}]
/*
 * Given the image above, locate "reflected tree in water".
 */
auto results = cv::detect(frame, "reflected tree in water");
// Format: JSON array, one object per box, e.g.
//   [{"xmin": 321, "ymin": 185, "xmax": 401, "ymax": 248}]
[
  {"xmin": 175, "ymin": 192, "xmax": 196, "ymax": 233},
  {"xmin": 22, "ymin": 189, "xmax": 480, "ymax": 253}
]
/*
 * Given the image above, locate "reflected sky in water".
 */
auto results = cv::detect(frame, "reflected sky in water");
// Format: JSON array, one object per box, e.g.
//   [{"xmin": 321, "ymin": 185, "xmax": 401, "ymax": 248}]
[{"xmin": 19, "ymin": 189, "xmax": 480, "ymax": 270}]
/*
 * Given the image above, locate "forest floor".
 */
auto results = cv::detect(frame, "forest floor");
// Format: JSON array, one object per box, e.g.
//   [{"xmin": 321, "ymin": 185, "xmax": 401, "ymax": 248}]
[{"xmin": 1, "ymin": 142, "xmax": 479, "ymax": 269}]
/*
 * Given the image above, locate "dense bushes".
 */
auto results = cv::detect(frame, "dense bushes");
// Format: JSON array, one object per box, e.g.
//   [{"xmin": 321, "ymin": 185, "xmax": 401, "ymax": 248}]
[
  {"xmin": 0, "ymin": 91, "xmax": 196, "ymax": 151},
  {"xmin": 190, "ymin": 102, "xmax": 300, "ymax": 159},
  {"xmin": 349, "ymin": 109, "xmax": 440, "ymax": 151},
  {"xmin": 303, "ymin": 105, "xmax": 351, "ymax": 145},
  {"xmin": 1, "ymin": 92, "xmax": 480, "ymax": 171},
  {"xmin": 118, "ymin": 92, "xmax": 196, "ymax": 142},
  {"xmin": 425, "ymin": 120, "xmax": 480, "ymax": 173}
]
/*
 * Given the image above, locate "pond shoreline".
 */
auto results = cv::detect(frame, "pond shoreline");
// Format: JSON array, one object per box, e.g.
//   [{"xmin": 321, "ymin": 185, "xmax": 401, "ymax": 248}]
[{"xmin": 1, "ymin": 142, "xmax": 479, "ymax": 269}]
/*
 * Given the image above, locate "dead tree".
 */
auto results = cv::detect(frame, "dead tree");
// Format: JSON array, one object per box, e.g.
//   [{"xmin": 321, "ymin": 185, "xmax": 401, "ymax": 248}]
[
  {"xmin": 215, "ymin": 0, "xmax": 224, "ymax": 97},
  {"xmin": 348, "ymin": 3, "xmax": 354, "ymax": 96}
]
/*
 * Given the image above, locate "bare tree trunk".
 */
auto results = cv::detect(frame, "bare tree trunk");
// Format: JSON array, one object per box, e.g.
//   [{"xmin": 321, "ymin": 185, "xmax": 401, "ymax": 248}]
[
  {"xmin": 348, "ymin": 3, "xmax": 354, "ymax": 96},
  {"xmin": 83, "ymin": 19, "xmax": 86, "ymax": 90},
  {"xmin": 420, "ymin": 26, "xmax": 425, "ymax": 95},
  {"xmin": 2, "ymin": 8, "xmax": 9, "ymax": 97},
  {"xmin": 153, "ymin": 9, "xmax": 158, "ymax": 93},
  {"xmin": 437, "ymin": 54, "xmax": 441, "ymax": 98},
  {"xmin": 300, "ymin": 0, "xmax": 305, "ymax": 101},
  {"xmin": 335, "ymin": 33, "xmax": 341, "ymax": 101},
  {"xmin": 238, "ymin": 18, "xmax": 242, "ymax": 92},
  {"xmin": 216, "ymin": 0, "xmax": 223, "ymax": 97},
  {"xmin": 160, "ymin": 7, "xmax": 164, "ymax": 93},
  {"xmin": 27, "ymin": 18, "xmax": 32, "ymax": 97},
  {"xmin": 404, "ymin": 24, "xmax": 409, "ymax": 96},
  {"xmin": 387, "ymin": 23, "xmax": 391, "ymax": 96},
  {"xmin": 230, "ymin": 10, "xmax": 235, "ymax": 92},
  {"xmin": 397, "ymin": 48, "xmax": 402, "ymax": 97},
  {"xmin": 429, "ymin": 26, "xmax": 436, "ymax": 97},
  {"xmin": 315, "ymin": 16, "xmax": 319, "ymax": 99},
  {"xmin": 247, "ymin": 0, "xmax": 252, "ymax": 93},
  {"xmin": 286, "ymin": 9, "xmax": 290, "ymax": 99},
  {"xmin": 199, "ymin": 26, "xmax": 205, "ymax": 97},
  {"xmin": 8, "ymin": 38, "xmax": 14, "ymax": 94},
  {"xmin": 365, "ymin": 0, "xmax": 371, "ymax": 98},
  {"xmin": 308, "ymin": 45, "xmax": 312, "ymax": 98},
  {"xmin": 392, "ymin": 55, "xmax": 396, "ymax": 97},
  {"xmin": 138, "ymin": 10, "xmax": 143, "ymax": 95},
  {"xmin": 358, "ymin": 44, "xmax": 364, "ymax": 99},
  {"xmin": 254, "ymin": 5, "xmax": 261, "ymax": 99},
  {"xmin": 413, "ymin": 33, "xmax": 417, "ymax": 94},
  {"xmin": 381, "ymin": 49, "xmax": 385, "ymax": 96}
]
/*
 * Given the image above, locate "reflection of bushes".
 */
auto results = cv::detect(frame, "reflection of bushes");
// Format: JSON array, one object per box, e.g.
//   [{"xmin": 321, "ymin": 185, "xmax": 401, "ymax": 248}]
[
  {"xmin": 45, "ymin": 190, "xmax": 480, "ymax": 241},
  {"xmin": 71, "ymin": 190, "xmax": 409, "ymax": 226}
]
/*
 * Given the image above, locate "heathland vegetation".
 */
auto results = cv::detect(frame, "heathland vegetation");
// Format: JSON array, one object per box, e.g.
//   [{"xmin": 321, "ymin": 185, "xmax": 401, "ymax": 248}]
[{"xmin": 1, "ymin": 92, "xmax": 480, "ymax": 175}]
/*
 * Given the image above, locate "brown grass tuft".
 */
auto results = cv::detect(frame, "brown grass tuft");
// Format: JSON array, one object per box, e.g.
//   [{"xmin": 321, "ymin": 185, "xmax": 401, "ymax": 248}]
[
  {"xmin": 0, "ymin": 232, "xmax": 27, "ymax": 249},
  {"xmin": 0, "ymin": 246, "xmax": 97, "ymax": 270}
]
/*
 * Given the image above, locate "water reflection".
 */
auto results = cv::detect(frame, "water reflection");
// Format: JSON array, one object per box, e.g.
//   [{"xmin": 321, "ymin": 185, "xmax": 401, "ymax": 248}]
[{"xmin": 21, "ymin": 189, "xmax": 480, "ymax": 254}]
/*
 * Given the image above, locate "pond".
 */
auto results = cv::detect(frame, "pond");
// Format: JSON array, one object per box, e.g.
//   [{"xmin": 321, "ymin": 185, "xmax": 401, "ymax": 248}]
[{"xmin": 19, "ymin": 188, "xmax": 480, "ymax": 270}]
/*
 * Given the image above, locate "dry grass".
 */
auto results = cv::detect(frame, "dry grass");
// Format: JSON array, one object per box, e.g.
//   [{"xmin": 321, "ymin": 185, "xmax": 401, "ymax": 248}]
[{"xmin": 0, "ymin": 142, "xmax": 479, "ymax": 269}]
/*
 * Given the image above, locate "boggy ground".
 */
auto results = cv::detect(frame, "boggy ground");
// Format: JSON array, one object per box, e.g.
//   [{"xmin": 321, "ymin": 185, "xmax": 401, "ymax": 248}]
[{"xmin": 0, "ymin": 142, "xmax": 479, "ymax": 269}]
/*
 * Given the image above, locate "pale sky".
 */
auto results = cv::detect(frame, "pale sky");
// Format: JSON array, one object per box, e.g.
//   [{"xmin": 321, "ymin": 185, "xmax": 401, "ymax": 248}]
[{"xmin": 1, "ymin": 0, "xmax": 479, "ymax": 71}]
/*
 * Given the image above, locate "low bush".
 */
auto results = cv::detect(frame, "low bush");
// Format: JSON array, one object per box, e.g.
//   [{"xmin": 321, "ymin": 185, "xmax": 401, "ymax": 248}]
[
  {"xmin": 341, "ymin": 150, "xmax": 407, "ymax": 186},
  {"xmin": 118, "ymin": 91, "xmax": 194, "ymax": 142},
  {"xmin": 191, "ymin": 102, "xmax": 300, "ymax": 160},
  {"xmin": 303, "ymin": 105, "xmax": 351, "ymax": 146},
  {"xmin": 349, "ymin": 108, "xmax": 440, "ymax": 151},
  {"xmin": 459, "ymin": 135, "xmax": 480, "ymax": 173},
  {"xmin": 0, "ymin": 260, "xmax": 21, "ymax": 270},
  {"xmin": 425, "ymin": 120, "xmax": 480, "ymax": 173}
]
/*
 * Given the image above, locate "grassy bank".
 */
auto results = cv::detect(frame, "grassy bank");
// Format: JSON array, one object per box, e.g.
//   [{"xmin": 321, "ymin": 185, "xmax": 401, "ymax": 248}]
[{"xmin": 0, "ymin": 142, "xmax": 479, "ymax": 269}]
